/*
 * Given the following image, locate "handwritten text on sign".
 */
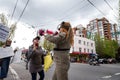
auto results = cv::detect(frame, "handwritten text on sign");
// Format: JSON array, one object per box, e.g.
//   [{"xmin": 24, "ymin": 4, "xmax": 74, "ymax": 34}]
[
  {"xmin": 0, "ymin": 47, "xmax": 14, "ymax": 59},
  {"xmin": 0, "ymin": 23, "xmax": 10, "ymax": 42}
]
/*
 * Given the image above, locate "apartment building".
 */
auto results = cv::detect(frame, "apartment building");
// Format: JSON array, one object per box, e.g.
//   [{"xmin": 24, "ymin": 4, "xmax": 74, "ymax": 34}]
[{"xmin": 86, "ymin": 17, "xmax": 119, "ymax": 42}]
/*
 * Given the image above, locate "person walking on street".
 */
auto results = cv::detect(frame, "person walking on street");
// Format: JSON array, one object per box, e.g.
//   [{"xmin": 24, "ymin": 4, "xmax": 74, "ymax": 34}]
[
  {"xmin": 0, "ymin": 39, "xmax": 12, "ymax": 80},
  {"xmin": 44, "ymin": 21, "xmax": 74, "ymax": 80},
  {"xmin": 28, "ymin": 36, "xmax": 45, "ymax": 80}
]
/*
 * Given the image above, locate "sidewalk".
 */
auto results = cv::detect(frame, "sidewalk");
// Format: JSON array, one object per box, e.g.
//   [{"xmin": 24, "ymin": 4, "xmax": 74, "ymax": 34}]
[
  {"xmin": 4, "ymin": 66, "xmax": 20, "ymax": 80},
  {"xmin": 4, "ymin": 70, "xmax": 14, "ymax": 80}
]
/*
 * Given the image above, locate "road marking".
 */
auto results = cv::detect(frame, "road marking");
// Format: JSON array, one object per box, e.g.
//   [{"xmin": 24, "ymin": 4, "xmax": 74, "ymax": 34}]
[
  {"xmin": 114, "ymin": 72, "xmax": 120, "ymax": 75},
  {"xmin": 102, "ymin": 75, "xmax": 112, "ymax": 79},
  {"xmin": 9, "ymin": 66, "xmax": 21, "ymax": 80}
]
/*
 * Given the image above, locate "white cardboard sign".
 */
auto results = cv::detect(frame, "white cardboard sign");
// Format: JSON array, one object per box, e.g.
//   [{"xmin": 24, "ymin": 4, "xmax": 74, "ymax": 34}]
[
  {"xmin": 12, "ymin": 49, "xmax": 22, "ymax": 63},
  {"xmin": 0, "ymin": 23, "xmax": 10, "ymax": 42},
  {"xmin": 0, "ymin": 47, "xmax": 14, "ymax": 59}
]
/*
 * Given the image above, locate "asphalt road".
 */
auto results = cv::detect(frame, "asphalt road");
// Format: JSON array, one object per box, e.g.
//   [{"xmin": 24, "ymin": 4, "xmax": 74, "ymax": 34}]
[{"xmin": 11, "ymin": 62, "xmax": 120, "ymax": 80}]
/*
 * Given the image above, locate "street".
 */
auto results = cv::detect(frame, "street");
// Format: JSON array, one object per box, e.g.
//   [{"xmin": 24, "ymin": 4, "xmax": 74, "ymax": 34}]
[{"xmin": 9, "ymin": 62, "xmax": 120, "ymax": 80}]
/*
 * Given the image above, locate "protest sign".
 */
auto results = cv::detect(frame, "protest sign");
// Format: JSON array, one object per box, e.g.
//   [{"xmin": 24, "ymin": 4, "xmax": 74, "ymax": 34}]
[
  {"xmin": 0, "ymin": 47, "xmax": 14, "ymax": 59},
  {"xmin": 0, "ymin": 23, "xmax": 10, "ymax": 42},
  {"xmin": 11, "ymin": 49, "xmax": 22, "ymax": 63}
]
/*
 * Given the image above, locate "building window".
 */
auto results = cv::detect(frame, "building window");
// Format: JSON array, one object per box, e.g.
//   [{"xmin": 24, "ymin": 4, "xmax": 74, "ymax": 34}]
[
  {"xmin": 87, "ymin": 49, "xmax": 89, "ymax": 53},
  {"xmin": 91, "ymin": 43, "xmax": 93, "ymax": 47},
  {"xmin": 82, "ymin": 35, "xmax": 84, "ymax": 37},
  {"xmin": 98, "ymin": 21, "xmax": 102, "ymax": 28},
  {"xmin": 79, "ymin": 48, "xmax": 81, "ymax": 53},
  {"xmin": 91, "ymin": 49, "xmax": 93, "ymax": 53},
  {"xmin": 84, "ymin": 48, "xmax": 86, "ymax": 53},
  {"xmin": 99, "ymin": 31, "xmax": 102, "ymax": 36},
  {"xmin": 84, "ymin": 41, "xmax": 85, "ymax": 45},
  {"xmin": 79, "ymin": 40, "xmax": 81, "ymax": 44}
]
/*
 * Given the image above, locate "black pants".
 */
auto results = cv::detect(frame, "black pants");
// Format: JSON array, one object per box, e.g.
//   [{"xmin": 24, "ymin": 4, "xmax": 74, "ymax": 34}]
[
  {"xmin": 31, "ymin": 70, "xmax": 44, "ymax": 80},
  {"xmin": 0, "ymin": 57, "xmax": 11, "ymax": 79}
]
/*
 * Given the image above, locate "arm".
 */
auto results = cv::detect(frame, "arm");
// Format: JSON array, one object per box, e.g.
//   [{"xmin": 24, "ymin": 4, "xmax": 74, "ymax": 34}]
[
  {"xmin": 44, "ymin": 32, "xmax": 66, "ymax": 44},
  {"xmin": 27, "ymin": 46, "xmax": 35, "ymax": 60}
]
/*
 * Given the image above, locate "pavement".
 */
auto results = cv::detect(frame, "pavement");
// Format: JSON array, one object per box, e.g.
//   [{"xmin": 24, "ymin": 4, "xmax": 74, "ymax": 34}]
[{"xmin": 4, "ymin": 66, "xmax": 20, "ymax": 80}]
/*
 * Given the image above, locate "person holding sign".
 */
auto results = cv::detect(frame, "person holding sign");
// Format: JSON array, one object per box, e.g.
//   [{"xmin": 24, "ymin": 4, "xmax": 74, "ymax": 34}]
[{"xmin": 0, "ymin": 39, "xmax": 13, "ymax": 80}]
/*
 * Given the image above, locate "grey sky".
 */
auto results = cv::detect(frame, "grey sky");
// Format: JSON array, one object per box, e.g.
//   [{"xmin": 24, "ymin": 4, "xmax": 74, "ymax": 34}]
[{"xmin": 0, "ymin": 0, "xmax": 119, "ymax": 31}]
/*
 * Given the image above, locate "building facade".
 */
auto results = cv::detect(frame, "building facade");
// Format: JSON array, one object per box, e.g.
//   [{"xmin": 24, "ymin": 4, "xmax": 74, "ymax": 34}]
[
  {"xmin": 73, "ymin": 35, "xmax": 96, "ymax": 55},
  {"xmin": 70, "ymin": 26, "xmax": 96, "ymax": 63},
  {"xmin": 87, "ymin": 17, "xmax": 119, "ymax": 42}
]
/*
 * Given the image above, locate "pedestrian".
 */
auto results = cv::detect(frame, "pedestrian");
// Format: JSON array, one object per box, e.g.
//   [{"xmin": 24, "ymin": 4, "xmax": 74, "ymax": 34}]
[
  {"xmin": 28, "ymin": 36, "xmax": 45, "ymax": 80},
  {"xmin": 24, "ymin": 49, "xmax": 29, "ymax": 70},
  {"xmin": 44, "ymin": 21, "xmax": 74, "ymax": 80},
  {"xmin": 0, "ymin": 39, "xmax": 12, "ymax": 80}
]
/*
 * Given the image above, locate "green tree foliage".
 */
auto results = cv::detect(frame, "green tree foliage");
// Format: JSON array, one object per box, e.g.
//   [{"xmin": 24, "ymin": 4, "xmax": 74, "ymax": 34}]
[
  {"xmin": 103, "ymin": 39, "xmax": 114, "ymax": 58},
  {"xmin": 94, "ymin": 33, "xmax": 119, "ymax": 58},
  {"xmin": 94, "ymin": 34, "xmax": 104, "ymax": 57}
]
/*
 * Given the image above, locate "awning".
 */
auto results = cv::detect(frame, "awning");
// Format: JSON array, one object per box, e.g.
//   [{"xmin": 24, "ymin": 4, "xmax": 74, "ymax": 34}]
[{"xmin": 72, "ymin": 51, "xmax": 89, "ymax": 54}]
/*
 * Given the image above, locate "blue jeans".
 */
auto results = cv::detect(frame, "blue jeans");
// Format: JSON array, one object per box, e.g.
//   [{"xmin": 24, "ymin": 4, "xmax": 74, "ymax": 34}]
[
  {"xmin": 31, "ymin": 70, "xmax": 44, "ymax": 80},
  {"xmin": 0, "ymin": 57, "xmax": 11, "ymax": 79}
]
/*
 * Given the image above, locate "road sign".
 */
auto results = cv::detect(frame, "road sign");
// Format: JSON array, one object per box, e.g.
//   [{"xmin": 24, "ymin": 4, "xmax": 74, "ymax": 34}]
[{"xmin": 0, "ymin": 23, "xmax": 10, "ymax": 42}]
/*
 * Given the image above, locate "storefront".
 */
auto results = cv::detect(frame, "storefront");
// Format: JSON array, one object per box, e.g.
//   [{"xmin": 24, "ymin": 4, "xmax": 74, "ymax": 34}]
[{"xmin": 70, "ymin": 51, "xmax": 90, "ymax": 63}]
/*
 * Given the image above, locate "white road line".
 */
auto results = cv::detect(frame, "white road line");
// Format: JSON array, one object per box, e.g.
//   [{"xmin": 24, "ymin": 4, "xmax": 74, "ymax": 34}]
[
  {"xmin": 9, "ymin": 66, "xmax": 21, "ymax": 80},
  {"xmin": 114, "ymin": 72, "xmax": 120, "ymax": 75},
  {"xmin": 101, "ymin": 75, "xmax": 112, "ymax": 79}
]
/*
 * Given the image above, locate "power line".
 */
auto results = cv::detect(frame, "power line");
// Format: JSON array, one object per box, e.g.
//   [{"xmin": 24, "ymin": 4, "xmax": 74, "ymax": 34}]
[
  {"xmin": 87, "ymin": 0, "xmax": 105, "ymax": 16},
  {"xmin": 58, "ymin": 1, "xmax": 90, "ymax": 21},
  {"xmin": 37, "ymin": 0, "xmax": 86, "ymax": 26},
  {"xmin": 87, "ymin": 0, "xmax": 116, "ymax": 23},
  {"xmin": 104, "ymin": 0, "xmax": 118, "ymax": 18},
  {"xmin": 56, "ymin": 0, "xmax": 85, "ymax": 20},
  {"xmin": 9, "ymin": 0, "xmax": 19, "ymax": 25},
  {"xmin": 42, "ymin": 0, "xmax": 91, "ymax": 26},
  {"xmin": 16, "ymin": 0, "xmax": 30, "ymax": 23}
]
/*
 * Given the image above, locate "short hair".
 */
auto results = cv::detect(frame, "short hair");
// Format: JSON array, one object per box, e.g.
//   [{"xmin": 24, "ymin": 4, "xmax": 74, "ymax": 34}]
[{"xmin": 32, "ymin": 36, "xmax": 40, "ymax": 42}]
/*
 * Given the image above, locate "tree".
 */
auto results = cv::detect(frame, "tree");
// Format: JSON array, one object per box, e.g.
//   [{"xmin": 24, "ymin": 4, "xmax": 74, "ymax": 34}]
[
  {"xmin": 94, "ymin": 34, "xmax": 119, "ymax": 58},
  {"xmin": 103, "ymin": 39, "xmax": 119, "ymax": 58},
  {"xmin": 94, "ymin": 34, "xmax": 104, "ymax": 58},
  {"xmin": 103, "ymin": 39, "xmax": 114, "ymax": 58}
]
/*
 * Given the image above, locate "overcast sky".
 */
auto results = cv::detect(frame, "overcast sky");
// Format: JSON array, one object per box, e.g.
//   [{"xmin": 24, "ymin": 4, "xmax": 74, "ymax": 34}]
[
  {"xmin": 0, "ymin": 0, "xmax": 119, "ymax": 48},
  {"xmin": 0, "ymin": 0, "xmax": 119, "ymax": 29}
]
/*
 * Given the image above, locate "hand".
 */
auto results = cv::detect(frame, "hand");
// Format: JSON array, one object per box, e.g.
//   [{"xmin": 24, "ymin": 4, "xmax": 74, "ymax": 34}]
[{"xmin": 33, "ymin": 44, "xmax": 37, "ymax": 51}]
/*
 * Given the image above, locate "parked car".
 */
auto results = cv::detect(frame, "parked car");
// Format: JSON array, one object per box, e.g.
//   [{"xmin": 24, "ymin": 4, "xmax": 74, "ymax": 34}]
[
  {"xmin": 98, "ymin": 58, "xmax": 116, "ymax": 64},
  {"xmin": 98, "ymin": 58, "xmax": 108, "ymax": 64},
  {"xmin": 107, "ymin": 58, "xmax": 116, "ymax": 64}
]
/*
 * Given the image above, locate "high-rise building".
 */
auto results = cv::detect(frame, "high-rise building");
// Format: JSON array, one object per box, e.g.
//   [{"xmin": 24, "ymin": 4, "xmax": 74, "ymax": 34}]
[{"xmin": 87, "ymin": 17, "xmax": 118, "ymax": 42}]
